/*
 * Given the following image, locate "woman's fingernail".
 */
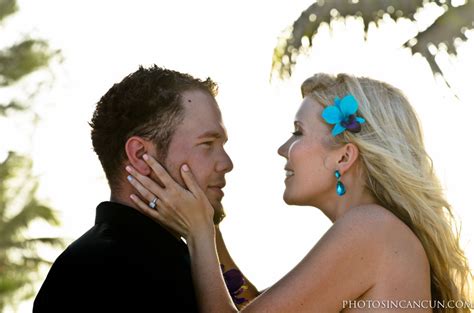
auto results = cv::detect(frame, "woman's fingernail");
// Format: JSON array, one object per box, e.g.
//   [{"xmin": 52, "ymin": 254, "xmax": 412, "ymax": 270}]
[
  {"xmin": 125, "ymin": 166, "xmax": 132, "ymax": 172},
  {"xmin": 130, "ymin": 194, "xmax": 137, "ymax": 200},
  {"xmin": 143, "ymin": 154, "xmax": 149, "ymax": 160},
  {"xmin": 182, "ymin": 164, "xmax": 189, "ymax": 172},
  {"xmin": 127, "ymin": 175, "xmax": 133, "ymax": 182}
]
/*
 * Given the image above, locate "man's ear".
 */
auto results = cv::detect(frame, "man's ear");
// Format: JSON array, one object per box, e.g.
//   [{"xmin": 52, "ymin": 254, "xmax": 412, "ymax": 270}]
[
  {"xmin": 124, "ymin": 136, "xmax": 157, "ymax": 176},
  {"xmin": 336, "ymin": 143, "xmax": 359, "ymax": 175}
]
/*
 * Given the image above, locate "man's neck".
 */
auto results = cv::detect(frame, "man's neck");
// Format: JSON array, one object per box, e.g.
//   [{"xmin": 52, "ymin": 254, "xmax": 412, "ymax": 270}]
[{"xmin": 110, "ymin": 193, "xmax": 183, "ymax": 241}]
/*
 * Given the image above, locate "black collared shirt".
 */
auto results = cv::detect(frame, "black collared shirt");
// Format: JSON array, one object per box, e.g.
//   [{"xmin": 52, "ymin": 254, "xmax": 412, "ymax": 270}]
[{"xmin": 33, "ymin": 201, "xmax": 198, "ymax": 313}]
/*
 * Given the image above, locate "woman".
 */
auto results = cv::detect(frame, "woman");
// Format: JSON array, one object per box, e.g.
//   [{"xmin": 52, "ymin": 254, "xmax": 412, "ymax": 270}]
[{"xmin": 126, "ymin": 73, "xmax": 471, "ymax": 312}]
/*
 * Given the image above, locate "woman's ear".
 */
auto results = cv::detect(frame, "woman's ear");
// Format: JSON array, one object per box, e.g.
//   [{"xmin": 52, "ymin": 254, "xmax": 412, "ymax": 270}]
[
  {"xmin": 124, "ymin": 136, "xmax": 156, "ymax": 175},
  {"xmin": 336, "ymin": 143, "xmax": 359, "ymax": 175}
]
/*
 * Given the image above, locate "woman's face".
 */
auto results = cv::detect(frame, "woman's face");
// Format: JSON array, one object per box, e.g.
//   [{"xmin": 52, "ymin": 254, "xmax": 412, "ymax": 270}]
[{"xmin": 278, "ymin": 96, "xmax": 338, "ymax": 206}]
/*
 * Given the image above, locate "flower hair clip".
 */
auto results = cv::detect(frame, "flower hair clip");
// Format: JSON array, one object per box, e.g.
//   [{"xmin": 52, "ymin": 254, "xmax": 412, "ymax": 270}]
[{"xmin": 322, "ymin": 93, "xmax": 366, "ymax": 136}]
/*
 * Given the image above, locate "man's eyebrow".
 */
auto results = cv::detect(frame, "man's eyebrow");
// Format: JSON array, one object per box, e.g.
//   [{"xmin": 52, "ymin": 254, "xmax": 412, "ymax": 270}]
[
  {"xmin": 198, "ymin": 130, "xmax": 222, "ymax": 139},
  {"xmin": 197, "ymin": 131, "xmax": 225, "ymax": 140},
  {"xmin": 197, "ymin": 130, "xmax": 229, "ymax": 143}
]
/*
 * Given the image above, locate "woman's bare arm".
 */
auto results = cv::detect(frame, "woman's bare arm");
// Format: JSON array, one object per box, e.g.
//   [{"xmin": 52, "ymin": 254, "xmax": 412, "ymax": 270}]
[{"xmin": 181, "ymin": 205, "xmax": 382, "ymax": 313}]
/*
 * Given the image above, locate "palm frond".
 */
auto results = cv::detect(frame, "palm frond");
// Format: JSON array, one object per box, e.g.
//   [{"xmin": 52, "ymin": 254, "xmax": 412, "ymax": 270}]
[
  {"xmin": 0, "ymin": 3, "xmax": 63, "ymax": 309},
  {"xmin": 0, "ymin": 0, "xmax": 17, "ymax": 23},
  {"xmin": 21, "ymin": 256, "xmax": 54, "ymax": 267},
  {"xmin": 408, "ymin": 0, "xmax": 474, "ymax": 76},
  {"xmin": 0, "ymin": 266, "xmax": 33, "ymax": 311},
  {"xmin": 0, "ymin": 39, "xmax": 57, "ymax": 86},
  {"xmin": 1, "ymin": 258, "xmax": 52, "ymax": 274},
  {"xmin": 0, "ymin": 200, "xmax": 60, "ymax": 240},
  {"xmin": 0, "ymin": 274, "xmax": 28, "ymax": 295},
  {"xmin": 0, "ymin": 237, "xmax": 64, "ymax": 250},
  {"xmin": 0, "ymin": 152, "xmax": 29, "ymax": 218},
  {"xmin": 23, "ymin": 237, "xmax": 64, "ymax": 247},
  {"xmin": 0, "ymin": 100, "xmax": 27, "ymax": 116},
  {"xmin": 272, "ymin": 0, "xmax": 431, "ymax": 79}
]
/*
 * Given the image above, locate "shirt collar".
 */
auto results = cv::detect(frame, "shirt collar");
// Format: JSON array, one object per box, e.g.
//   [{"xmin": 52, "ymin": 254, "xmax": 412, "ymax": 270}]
[{"xmin": 95, "ymin": 201, "xmax": 183, "ymax": 245}]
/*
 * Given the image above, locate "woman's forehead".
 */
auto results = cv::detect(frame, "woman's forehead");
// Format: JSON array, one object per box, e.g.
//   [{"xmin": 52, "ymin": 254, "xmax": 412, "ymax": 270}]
[{"xmin": 295, "ymin": 97, "xmax": 323, "ymax": 123}]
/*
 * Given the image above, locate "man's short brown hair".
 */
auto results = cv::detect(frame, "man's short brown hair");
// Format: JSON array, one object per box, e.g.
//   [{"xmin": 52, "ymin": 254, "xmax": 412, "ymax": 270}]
[{"xmin": 90, "ymin": 65, "xmax": 217, "ymax": 190}]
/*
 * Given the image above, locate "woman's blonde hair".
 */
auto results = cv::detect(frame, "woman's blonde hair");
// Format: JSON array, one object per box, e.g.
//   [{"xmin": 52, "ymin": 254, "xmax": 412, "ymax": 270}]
[{"xmin": 301, "ymin": 73, "xmax": 472, "ymax": 312}]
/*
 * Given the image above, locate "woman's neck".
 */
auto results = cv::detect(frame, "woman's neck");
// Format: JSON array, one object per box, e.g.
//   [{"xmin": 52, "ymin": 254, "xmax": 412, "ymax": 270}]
[{"xmin": 319, "ymin": 188, "xmax": 379, "ymax": 223}]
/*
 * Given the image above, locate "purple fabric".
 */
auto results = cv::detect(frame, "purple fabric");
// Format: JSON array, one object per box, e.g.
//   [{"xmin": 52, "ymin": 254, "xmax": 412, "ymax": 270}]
[{"xmin": 221, "ymin": 265, "xmax": 248, "ymax": 305}]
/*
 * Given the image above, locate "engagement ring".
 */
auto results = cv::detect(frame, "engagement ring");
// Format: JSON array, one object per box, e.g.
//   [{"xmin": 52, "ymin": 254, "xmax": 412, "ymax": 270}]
[{"xmin": 149, "ymin": 197, "xmax": 158, "ymax": 209}]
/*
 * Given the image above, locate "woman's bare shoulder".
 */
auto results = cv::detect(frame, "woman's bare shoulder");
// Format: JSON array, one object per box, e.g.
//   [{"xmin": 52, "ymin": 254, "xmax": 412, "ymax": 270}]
[
  {"xmin": 332, "ymin": 204, "xmax": 430, "ymax": 296},
  {"xmin": 329, "ymin": 204, "xmax": 403, "ymax": 245},
  {"xmin": 245, "ymin": 204, "xmax": 430, "ymax": 312},
  {"xmin": 335, "ymin": 204, "xmax": 413, "ymax": 235},
  {"xmin": 334, "ymin": 204, "xmax": 426, "ymax": 255},
  {"xmin": 338, "ymin": 203, "xmax": 398, "ymax": 224}
]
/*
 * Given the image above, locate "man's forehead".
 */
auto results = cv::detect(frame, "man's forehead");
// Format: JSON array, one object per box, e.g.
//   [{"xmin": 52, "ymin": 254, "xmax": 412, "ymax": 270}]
[
  {"xmin": 181, "ymin": 89, "xmax": 216, "ymax": 104},
  {"xmin": 178, "ymin": 90, "xmax": 228, "ymax": 136},
  {"xmin": 174, "ymin": 107, "xmax": 228, "ymax": 142},
  {"xmin": 181, "ymin": 90, "xmax": 220, "ymax": 114}
]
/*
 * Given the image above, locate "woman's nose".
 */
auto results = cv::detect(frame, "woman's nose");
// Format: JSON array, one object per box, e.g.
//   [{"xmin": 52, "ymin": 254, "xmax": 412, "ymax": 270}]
[{"xmin": 277, "ymin": 139, "xmax": 290, "ymax": 158}]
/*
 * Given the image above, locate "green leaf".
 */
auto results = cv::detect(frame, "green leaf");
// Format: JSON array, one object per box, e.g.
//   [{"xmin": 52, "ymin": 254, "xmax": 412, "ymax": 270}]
[
  {"xmin": 0, "ymin": 0, "xmax": 18, "ymax": 23},
  {"xmin": 0, "ymin": 39, "xmax": 58, "ymax": 86}
]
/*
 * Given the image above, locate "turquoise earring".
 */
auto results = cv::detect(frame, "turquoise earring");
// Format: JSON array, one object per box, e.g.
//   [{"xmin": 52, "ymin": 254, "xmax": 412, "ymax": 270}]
[{"xmin": 335, "ymin": 170, "xmax": 346, "ymax": 196}]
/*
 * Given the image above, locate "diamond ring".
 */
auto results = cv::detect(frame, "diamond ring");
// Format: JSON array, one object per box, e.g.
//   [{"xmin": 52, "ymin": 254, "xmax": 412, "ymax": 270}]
[{"xmin": 149, "ymin": 197, "xmax": 158, "ymax": 209}]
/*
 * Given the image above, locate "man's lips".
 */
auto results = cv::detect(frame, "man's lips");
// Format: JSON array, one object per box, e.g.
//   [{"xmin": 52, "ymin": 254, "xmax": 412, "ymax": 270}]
[
  {"xmin": 208, "ymin": 186, "xmax": 224, "ymax": 197},
  {"xmin": 209, "ymin": 181, "xmax": 226, "ymax": 189},
  {"xmin": 208, "ymin": 183, "xmax": 225, "ymax": 197}
]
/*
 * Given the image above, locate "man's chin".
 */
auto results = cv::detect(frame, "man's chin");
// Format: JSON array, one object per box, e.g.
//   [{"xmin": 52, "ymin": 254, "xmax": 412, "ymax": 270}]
[{"xmin": 212, "ymin": 202, "xmax": 225, "ymax": 225}]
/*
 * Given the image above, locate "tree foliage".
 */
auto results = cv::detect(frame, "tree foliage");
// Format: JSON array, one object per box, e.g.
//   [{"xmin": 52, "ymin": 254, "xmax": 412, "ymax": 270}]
[
  {"xmin": 0, "ymin": 0, "xmax": 62, "ymax": 310},
  {"xmin": 0, "ymin": 153, "xmax": 63, "ymax": 310},
  {"xmin": 271, "ymin": 0, "xmax": 474, "ymax": 83}
]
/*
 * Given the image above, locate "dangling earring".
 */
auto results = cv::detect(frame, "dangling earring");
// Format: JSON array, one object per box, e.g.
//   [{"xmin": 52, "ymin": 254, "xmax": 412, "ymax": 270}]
[{"xmin": 334, "ymin": 170, "xmax": 346, "ymax": 196}]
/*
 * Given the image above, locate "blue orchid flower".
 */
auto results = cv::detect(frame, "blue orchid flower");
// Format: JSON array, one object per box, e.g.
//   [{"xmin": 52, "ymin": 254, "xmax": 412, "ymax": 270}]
[{"xmin": 321, "ymin": 94, "xmax": 366, "ymax": 136}]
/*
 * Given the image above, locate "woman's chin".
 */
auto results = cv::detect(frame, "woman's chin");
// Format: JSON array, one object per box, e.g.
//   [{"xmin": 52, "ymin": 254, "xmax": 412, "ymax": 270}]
[
  {"xmin": 283, "ymin": 189, "xmax": 313, "ymax": 206},
  {"xmin": 283, "ymin": 191, "xmax": 299, "ymax": 205}
]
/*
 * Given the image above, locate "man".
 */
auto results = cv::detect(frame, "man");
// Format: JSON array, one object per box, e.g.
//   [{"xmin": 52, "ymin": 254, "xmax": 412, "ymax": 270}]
[{"xmin": 33, "ymin": 65, "xmax": 233, "ymax": 312}]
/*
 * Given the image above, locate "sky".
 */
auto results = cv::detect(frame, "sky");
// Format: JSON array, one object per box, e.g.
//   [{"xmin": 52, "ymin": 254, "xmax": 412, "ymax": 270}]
[{"xmin": 2, "ymin": 0, "xmax": 474, "ymax": 311}]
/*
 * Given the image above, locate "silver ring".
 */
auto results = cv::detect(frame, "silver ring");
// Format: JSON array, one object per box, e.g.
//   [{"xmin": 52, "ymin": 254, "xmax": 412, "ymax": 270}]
[{"xmin": 149, "ymin": 197, "xmax": 158, "ymax": 209}]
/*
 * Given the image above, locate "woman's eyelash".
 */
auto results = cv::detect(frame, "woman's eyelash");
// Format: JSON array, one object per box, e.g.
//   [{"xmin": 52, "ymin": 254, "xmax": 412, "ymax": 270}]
[{"xmin": 292, "ymin": 131, "xmax": 302, "ymax": 136}]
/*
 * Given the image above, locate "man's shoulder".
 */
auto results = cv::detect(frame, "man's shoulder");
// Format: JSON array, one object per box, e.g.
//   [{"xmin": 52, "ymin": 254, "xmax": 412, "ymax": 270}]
[
  {"xmin": 56, "ymin": 224, "xmax": 120, "ymax": 262},
  {"xmin": 34, "ymin": 221, "xmax": 197, "ymax": 313},
  {"xmin": 51, "ymin": 221, "xmax": 189, "ymax": 271}
]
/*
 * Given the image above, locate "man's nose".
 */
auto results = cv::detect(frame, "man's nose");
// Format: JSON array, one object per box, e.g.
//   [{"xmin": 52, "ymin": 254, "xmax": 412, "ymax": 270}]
[{"xmin": 216, "ymin": 149, "xmax": 233, "ymax": 173}]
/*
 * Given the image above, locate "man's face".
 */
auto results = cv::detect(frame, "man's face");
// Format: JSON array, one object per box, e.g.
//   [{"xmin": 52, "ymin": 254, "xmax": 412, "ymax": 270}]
[{"xmin": 162, "ymin": 89, "xmax": 233, "ymax": 222}]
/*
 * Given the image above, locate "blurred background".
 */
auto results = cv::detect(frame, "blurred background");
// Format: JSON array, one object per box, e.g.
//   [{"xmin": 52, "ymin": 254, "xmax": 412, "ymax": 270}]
[{"xmin": 1, "ymin": 0, "xmax": 473, "ymax": 311}]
